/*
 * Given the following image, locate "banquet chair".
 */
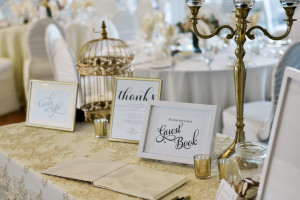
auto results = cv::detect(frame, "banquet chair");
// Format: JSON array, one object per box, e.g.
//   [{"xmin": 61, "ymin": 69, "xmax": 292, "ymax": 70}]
[
  {"xmin": 0, "ymin": 57, "xmax": 20, "ymax": 116},
  {"xmin": 23, "ymin": 18, "xmax": 67, "ymax": 100},
  {"xmin": 45, "ymin": 24, "xmax": 81, "ymax": 107},
  {"xmin": 87, "ymin": 16, "xmax": 119, "ymax": 40},
  {"xmin": 113, "ymin": 10, "xmax": 138, "ymax": 41},
  {"xmin": 222, "ymin": 42, "xmax": 300, "ymax": 142}
]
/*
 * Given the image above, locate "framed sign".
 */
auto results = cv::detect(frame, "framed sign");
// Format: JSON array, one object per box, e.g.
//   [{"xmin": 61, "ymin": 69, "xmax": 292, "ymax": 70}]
[
  {"xmin": 26, "ymin": 80, "xmax": 78, "ymax": 131},
  {"xmin": 109, "ymin": 77, "xmax": 162, "ymax": 143},
  {"xmin": 138, "ymin": 101, "xmax": 219, "ymax": 165},
  {"xmin": 257, "ymin": 68, "xmax": 300, "ymax": 200}
]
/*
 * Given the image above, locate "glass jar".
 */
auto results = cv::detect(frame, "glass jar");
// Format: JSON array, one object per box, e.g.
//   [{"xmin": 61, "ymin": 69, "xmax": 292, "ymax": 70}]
[{"xmin": 226, "ymin": 141, "xmax": 267, "ymax": 199}]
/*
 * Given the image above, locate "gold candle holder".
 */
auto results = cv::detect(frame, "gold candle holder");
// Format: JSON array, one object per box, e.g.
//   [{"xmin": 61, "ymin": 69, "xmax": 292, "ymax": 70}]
[
  {"xmin": 94, "ymin": 118, "xmax": 108, "ymax": 138},
  {"xmin": 187, "ymin": 0, "xmax": 299, "ymax": 159},
  {"xmin": 217, "ymin": 158, "xmax": 227, "ymax": 180},
  {"xmin": 194, "ymin": 154, "xmax": 211, "ymax": 179}
]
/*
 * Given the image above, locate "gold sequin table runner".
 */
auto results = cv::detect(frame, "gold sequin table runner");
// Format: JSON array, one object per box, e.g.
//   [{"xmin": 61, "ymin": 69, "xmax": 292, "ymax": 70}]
[{"xmin": 0, "ymin": 122, "xmax": 233, "ymax": 200}]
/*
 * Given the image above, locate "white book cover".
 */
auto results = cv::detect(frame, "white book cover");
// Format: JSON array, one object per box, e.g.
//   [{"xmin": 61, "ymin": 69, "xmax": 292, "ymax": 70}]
[{"xmin": 42, "ymin": 157, "xmax": 188, "ymax": 200}]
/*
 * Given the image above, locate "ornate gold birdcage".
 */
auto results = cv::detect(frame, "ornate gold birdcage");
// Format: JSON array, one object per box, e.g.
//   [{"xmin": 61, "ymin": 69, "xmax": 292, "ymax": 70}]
[{"xmin": 77, "ymin": 21, "xmax": 134, "ymax": 121}]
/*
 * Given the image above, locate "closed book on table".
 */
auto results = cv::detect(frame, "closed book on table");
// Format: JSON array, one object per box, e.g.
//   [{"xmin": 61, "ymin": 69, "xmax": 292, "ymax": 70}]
[{"xmin": 43, "ymin": 157, "xmax": 188, "ymax": 200}]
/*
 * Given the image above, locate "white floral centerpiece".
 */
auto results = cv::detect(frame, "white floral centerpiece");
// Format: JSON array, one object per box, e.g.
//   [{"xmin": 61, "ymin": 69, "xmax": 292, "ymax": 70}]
[
  {"xmin": 10, "ymin": 0, "xmax": 35, "ymax": 24},
  {"xmin": 140, "ymin": 10, "xmax": 177, "ymax": 59}
]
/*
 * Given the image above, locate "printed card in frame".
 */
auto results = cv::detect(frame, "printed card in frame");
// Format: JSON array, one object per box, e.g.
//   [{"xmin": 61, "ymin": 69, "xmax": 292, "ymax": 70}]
[
  {"xmin": 257, "ymin": 68, "xmax": 300, "ymax": 200},
  {"xmin": 26, "ymin": 80, "xmax": 78, "ymax": 132},
  {"xmin": 109, "ymin": 77, "xmax": 162, "ymax": 143},
  {"xmin": 138, "ymin": 101, "xmax": 220, "ymax": 165}
]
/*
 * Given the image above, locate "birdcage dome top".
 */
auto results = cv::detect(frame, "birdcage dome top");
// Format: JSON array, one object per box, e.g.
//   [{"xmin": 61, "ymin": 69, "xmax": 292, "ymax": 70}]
[{"xmin": 77, "ymin": 21, "xmax": 134, "ymax": 76}]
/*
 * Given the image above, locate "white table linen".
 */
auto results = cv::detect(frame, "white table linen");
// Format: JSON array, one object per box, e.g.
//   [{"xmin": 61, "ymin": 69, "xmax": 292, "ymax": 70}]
[
  {"xmin": 133, "ymin": 45, "xmax": 282, "ymax": 130},
  {"xmin": 0, "ymin": 25, "xmax": 28, "ymax": 105},
  {"xmin": 0, "ymin": 58, "xmax": 20, "ymax": 116}
]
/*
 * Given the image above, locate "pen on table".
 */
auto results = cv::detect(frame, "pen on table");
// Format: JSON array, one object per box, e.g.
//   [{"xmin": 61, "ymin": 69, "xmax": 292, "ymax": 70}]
[{"xmin": 171, "ymin": 196, "xmax": 191, "ymax": 200}]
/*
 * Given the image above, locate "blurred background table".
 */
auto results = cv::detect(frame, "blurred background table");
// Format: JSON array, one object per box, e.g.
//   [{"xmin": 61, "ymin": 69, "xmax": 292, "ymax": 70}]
[
  {"xmin": 0, "ymin": 23, "xmax": 88, "ymax": 105},
  {"xmin": 0, "ymin": 122, "xmax": 233, "ymax": 200},
  {"xmin": 133, "ymin": 43, "xmax": 286, "ymax": 130}
]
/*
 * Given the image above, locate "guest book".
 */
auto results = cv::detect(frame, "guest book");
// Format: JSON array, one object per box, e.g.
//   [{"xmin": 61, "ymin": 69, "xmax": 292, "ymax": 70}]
[{"xmin": 43, "ymin": 157, "xmax": 188, "ymax": 200}]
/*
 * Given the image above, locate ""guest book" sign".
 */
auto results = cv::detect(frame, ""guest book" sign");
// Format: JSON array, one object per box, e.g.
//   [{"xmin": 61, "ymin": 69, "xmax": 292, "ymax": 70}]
[
  {"xmin": 138, "ymin": 101, "xmax": 219, "ymax": 165},
  {"xmin": 109, "ymin": 77, "xmax": 162, "ymax": 143}
]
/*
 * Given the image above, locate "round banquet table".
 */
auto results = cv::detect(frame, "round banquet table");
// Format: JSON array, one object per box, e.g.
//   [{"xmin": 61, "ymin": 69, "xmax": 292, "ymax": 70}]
[
  {"xmin": 0, "ymin": 25, "xmax": 29, "ymax": 105},
  {"xmin": 0, "ymin": 23, "xmax": 88, "ymax": 106},
  {"xmin": 133, "ymin": 45, "xmax": 284, "ymax": 130}
]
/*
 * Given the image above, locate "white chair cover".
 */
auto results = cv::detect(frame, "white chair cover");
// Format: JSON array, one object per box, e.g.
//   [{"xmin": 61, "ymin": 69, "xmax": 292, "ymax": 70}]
[
  {"xmin": 23, "ymin": 18, "xmax": 67, "ymax": 100},
  {"xmin": 113, "ymin": 10, "xmax": 138, "ymax": 41},
  {"xmin": 45, "ymin": 24, "xmax": 81, "ymax": 107},
  {"xmin": 87, "ymin": 16, "xmax": 119, "ymax": 40},
  {"xmin": 45, "ymin": 24, "xmax": 78, "ymax": 83},
  {"xmin": 222, "ymin": 42, "xmax": 300, "ymax": 142},
  {"xmin": 0, "ymin": 58, "xmax": 20, "ymax": 116}
]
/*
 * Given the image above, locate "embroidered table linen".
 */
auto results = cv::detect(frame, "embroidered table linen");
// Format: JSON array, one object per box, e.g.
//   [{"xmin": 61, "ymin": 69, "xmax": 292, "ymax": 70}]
[{"xmin": 0, "ymin": 122, "xmax": 233, "ymax": 200}]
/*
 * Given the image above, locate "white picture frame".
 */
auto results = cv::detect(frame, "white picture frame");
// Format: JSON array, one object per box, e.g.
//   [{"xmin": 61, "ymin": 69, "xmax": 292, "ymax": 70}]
[
  {"xmin": 109, "ymin": 77, "xmax": 162, "ymax": 143},
  {"xmin": 138, "ymin": 101, "xmax": 219, "ymax": 165},
  {"xmin": 26, "ymin": 80, "xmax": 78, "ymax": 132},
  {"xmin": 257, "ymin": 68, "xmax": 300, "ymax": 200}
]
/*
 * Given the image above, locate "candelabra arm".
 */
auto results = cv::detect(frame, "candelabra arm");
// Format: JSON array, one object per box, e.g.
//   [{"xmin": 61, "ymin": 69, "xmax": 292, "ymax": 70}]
[
  {"xmin": 246, "ymin": 24, "xmax": 293, "ymax": 40},
  {"xmin": 191, "ymin": 23, "xmax": 235, "ymax": 40},
  {"xmin": 247, "ymin": 6, "xmax": 297, "ymax": 40}
]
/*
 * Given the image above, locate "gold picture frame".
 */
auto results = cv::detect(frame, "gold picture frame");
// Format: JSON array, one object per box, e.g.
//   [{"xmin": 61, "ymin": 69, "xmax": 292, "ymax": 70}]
[
  {"xmin": 109, "ymin": 77, "xmax": 162, "ymax": 143},
  {"xmin": 26, "ymin": 80, "xmax": 78, "ymax": 132}
]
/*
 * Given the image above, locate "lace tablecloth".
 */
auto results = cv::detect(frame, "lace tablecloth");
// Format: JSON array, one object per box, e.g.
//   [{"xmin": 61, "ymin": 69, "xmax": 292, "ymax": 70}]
[{"xmin": 0, "ymin": 122, "xmax": 233, "ymax": 200}]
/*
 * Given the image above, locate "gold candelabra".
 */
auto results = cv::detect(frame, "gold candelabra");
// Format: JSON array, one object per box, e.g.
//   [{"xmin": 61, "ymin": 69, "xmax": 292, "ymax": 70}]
[{"xmin": 186, "ymin": 0, "xmax": 299, "ymax": 159}]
